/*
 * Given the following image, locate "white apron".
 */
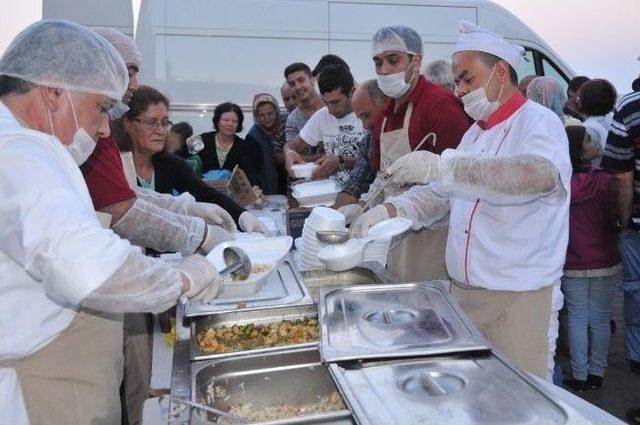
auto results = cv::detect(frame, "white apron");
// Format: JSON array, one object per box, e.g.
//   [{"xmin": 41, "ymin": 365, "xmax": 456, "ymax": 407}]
[
  {"xmin": 379, "ymin": 103, "xmax": 448, "ymax": 281},
  {"xmin": 4, "ymin": 199, "xmax": 123, "ymax": 424}
]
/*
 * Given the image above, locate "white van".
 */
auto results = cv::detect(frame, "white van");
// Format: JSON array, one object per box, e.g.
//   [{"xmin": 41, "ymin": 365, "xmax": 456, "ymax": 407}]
[{"xmin": 45, "ymin": 0, "xmax": 575, "ymax": 135}]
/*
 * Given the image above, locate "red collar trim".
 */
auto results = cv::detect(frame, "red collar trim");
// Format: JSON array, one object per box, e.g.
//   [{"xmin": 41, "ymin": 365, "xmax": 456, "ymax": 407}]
[{"xmin": 477, "ymin": 91, "xmax": 526, "ymax": 130}]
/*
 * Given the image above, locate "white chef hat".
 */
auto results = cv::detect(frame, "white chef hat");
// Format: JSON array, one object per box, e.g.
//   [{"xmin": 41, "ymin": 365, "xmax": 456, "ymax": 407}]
[{"xmin": 452, "ymin": 21, "xmax": 525, "ymax": 70}]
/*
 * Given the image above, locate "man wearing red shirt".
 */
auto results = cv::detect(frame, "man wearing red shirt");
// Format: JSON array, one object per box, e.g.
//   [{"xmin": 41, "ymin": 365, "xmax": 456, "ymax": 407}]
[
  {"xmin": 81, "ymin": 29, "xmax": 262, "ymax": 425},
  {"xmin": 340, "ymin": 26, "xmax": 472, "ymax": 281}
]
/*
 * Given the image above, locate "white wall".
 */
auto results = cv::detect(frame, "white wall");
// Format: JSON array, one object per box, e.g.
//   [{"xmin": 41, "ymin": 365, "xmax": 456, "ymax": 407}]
[{"xmin": 0, "ymin": 0, "xmax": 41, "ymax": 55}]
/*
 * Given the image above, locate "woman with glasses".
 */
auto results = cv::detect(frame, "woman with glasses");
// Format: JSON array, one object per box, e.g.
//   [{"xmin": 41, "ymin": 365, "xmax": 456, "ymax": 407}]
[
  {"xmin": 122, "ymin": 85, "xmax": 268, "ymax": 234},
  {"xmin": 197, "ymin": 102, "xmax": 263, "ymax": 186}
]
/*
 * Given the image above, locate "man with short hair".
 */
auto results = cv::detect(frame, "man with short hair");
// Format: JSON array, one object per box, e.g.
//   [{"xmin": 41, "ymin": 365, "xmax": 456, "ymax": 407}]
[
  {"xmin": 333, "ymin": 79, "xmax": 385, "ymax": 208},
  {"xmin": 312, "ymin": 53, "xmax": 350, "ymax": 78},
  {"xmin": 345, "ymin": 25, "xmax": 471, "ymax": 282},
  {"xmin": 352, "ymin": 22, "xmax": 572, "ymax": 380},
  {"xmin": 284, "ymin": 64, "xmax": 366, "ymax": 189},
  {"xmin": 281, "ymin": 81, "xmax": 297, "ymax": 113},
  {"xmin": 85, "ymin": 28, "xmax": 265, "ymax": 425},
  {"xmin": 284, "ymin": 62, "xmax": 324, "ymax": 143}
]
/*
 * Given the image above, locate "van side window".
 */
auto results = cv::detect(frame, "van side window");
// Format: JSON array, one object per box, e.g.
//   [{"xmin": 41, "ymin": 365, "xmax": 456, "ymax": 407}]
[
  {"xmin": 522, "ymin": 47, "xmax": 570, "ymax": 93},
  {"xmin": 517, "ymin": 50, "xmax": 536, "ymax": 80},
  {"xmin": 542, "ymin": 57, "xmax": 569, "ymax": 94}
]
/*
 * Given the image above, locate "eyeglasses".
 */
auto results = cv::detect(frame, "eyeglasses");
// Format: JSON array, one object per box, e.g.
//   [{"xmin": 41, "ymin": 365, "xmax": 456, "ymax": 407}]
[{"xmin": 133, "ymin": 118, "xmax": 173, "ymax": 129}]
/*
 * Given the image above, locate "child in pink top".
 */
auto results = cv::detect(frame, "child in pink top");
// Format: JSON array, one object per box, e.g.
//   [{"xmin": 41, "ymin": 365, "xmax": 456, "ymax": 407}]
[{"xmin": 562, "ymin": 125, "xmax": 621, "ymax": 391}]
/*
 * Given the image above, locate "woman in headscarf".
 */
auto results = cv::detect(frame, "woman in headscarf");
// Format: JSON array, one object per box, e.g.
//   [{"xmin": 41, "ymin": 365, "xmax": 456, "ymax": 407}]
[
  {"xmin": 245, "ymin": 93, "xmax": 287, "ymax": 195},
  {"xmin": 526, "ymin": 76, "xmax": 579, "ymax": 125}
]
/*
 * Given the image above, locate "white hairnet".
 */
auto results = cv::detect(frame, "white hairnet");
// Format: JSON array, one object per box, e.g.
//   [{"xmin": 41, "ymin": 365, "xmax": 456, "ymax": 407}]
[
  {"xmin": 0, "ymin": 20, "xmax": 128, "ymax": 100},
  {"xmin": 93, "ymin": 27, "xmax": 141, "ymax": 69},
  {"xmin": 526, "ymin": 77, "xmax": 567, "ymax": 122},
  {"xmin": 372, "ymin": 25, "xmax": 423, "ymax": 58}
]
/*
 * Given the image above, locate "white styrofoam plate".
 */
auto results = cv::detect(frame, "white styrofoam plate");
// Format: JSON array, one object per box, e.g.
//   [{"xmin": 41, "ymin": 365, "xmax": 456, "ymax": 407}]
[
  {"xmin": 292, "ymin": 192, "xmax": 340, "ymax": 208},
  {"xmin": 292, "ymin": 179, "xmax": 339, "ymax": 196},
  {"xmin": 206, "ymin": 236, "xmax": 293, "ymax": 299},
  {"xmin": 367, "ymin": 217, "xmax": 412, "ymax": 238},
  {"xmin": 292, "ymin": 180, "xmax": 341, "ymax": 208}
]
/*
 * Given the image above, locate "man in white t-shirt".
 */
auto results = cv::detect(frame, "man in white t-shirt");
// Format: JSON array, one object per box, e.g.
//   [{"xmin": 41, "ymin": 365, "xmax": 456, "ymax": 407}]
[{"xmin": 285, "ymin": 64, "xmax": 367, "ymax": 189}]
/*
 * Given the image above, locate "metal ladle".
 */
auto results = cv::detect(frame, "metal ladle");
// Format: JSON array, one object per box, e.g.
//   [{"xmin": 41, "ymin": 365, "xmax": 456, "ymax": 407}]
[
  {"xmin": 315, "ymin": 230, "xmax": 350, "ymax": 245},
  {"xmin": 219, "ymin": 246, "xmax": 252, "ymax": 281}
]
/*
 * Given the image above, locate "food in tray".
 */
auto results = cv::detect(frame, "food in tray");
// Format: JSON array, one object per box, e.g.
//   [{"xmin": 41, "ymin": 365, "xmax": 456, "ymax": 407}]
[
  {"xmin": 203, "ymin": 383, "xmax": 344, "ymax": 423},
  {"xmin": 229, "ymin": 263, "xmax": 271, "ymax": 281},
  {"xmin": 251, "ymin": 263, "xmax": 270, "ymax": 274},
  {"xmin": 197, "ymin": 317, "xmax": 319, "ymax": 353}
]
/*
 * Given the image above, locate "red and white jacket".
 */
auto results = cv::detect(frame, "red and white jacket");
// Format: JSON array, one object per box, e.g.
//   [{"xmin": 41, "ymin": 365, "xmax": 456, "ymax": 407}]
[{"xmin": 389, "ymin": 92, "xmax": 572, "ymax": 291}]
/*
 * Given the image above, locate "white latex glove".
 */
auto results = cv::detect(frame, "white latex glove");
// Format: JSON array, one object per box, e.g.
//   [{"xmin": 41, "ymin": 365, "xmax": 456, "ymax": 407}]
[
  {"xmin": 338, "ymin": 203, "xmax": 364, "ymax": 225},
  {"xmin": 385, "ymin": 150, "xmax": 440, "ymax": 185},
  {"xmin": 239, "ymin": 211, "xmax": 269, "ymax": 235},
  {"xmin": 350, "ymin": 205, "xmax": 389, "ymax": 238},
  {"xmin": 190, "ymin": 202, "xmax": 237, "ymax": 233},
  {"xmin": 172, "ymin": 255, "xmax": 223, "ymax": 303},
  {"xmin": 199, "ymin": 225, "xmax": 234, "ymax": 254}
]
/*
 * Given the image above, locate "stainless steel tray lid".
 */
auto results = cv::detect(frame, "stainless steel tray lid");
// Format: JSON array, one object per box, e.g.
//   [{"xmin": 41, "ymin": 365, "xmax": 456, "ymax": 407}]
[
  {"xmin": 329, "ymin": 354, "xmax": 572, "ymax": 425},
  {"xmin": 318, "ymin": 282, "xmax": 488, "ymax": 362}
]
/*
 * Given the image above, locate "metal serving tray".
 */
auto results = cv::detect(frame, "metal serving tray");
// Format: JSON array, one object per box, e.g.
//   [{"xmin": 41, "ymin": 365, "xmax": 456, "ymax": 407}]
[
  {"xmin": 191, "ymin": 348, "xmax": 353, "ymax": 424},
  {"xmin": 318, "ymin": 282, "xmax": 488, "ymax": 362},
  {"xmin": 184, "ymin": 258, "xmax": 314, "ymax": 318},
  {"xmin": 329, "ymin": 352, "xmax": 592, "ymax": 425},
  {"xmin": 191, "ymin": 304, "xmax": 319, "ymax": 361},
  {"xmin": 300, "ymin": 262, "xmax": 398, "ymax": 301}
]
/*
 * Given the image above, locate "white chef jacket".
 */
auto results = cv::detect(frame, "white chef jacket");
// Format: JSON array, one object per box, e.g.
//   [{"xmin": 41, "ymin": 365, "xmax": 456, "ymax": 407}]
[
  {"xmin": 389, "ymin": 98, "xmax": 571, "ymax": 291},
  {"xmin": 0, "ymin": 102, "xmax": 132, "ymax": 422}
]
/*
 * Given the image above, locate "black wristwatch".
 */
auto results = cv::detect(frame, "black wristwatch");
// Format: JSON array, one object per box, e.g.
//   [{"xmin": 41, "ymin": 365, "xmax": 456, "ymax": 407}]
[{"xmin": 338, "ymin": 155, "xmax": 346, "ymax": 171}]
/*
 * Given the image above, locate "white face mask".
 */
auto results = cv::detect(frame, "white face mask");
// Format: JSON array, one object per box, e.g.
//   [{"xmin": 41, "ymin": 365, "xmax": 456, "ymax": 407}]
[
  {"xmin": 50, "ymin": 90, "xmax": 98, "ymax": 165},
  {"xmin": 377, "ymin": 60, "xmax": 419, "ymax": 99},
  {"xmin": 462, "ymin": 67, "xmax": 504, "ymax": 122}
]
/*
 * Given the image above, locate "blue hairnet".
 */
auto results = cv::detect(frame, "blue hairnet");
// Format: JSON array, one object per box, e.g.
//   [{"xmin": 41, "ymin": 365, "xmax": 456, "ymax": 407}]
[{"xmin": 371, "ymin": 26, "xmax": 423, "ymax": 58}]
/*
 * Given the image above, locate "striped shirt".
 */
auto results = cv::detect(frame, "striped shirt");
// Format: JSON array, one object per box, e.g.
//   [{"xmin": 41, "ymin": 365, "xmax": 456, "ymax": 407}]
[{"xmin": 601, "ymin": 91, "xmax": 640, "ymax": 201}]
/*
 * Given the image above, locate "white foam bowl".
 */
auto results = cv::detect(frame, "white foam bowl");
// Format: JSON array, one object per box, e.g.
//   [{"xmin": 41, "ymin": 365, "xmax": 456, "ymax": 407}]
[
  {"xmin": 207, "ymin": 236, "xmax": 293, "ymax": 299},
  {"xmin": 291, "ymin": 162, "xmax": 318, "ymax": 179},
  {"xmin": 318, "ymin": 239, "xmax": 373, "ymax": 272}
]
